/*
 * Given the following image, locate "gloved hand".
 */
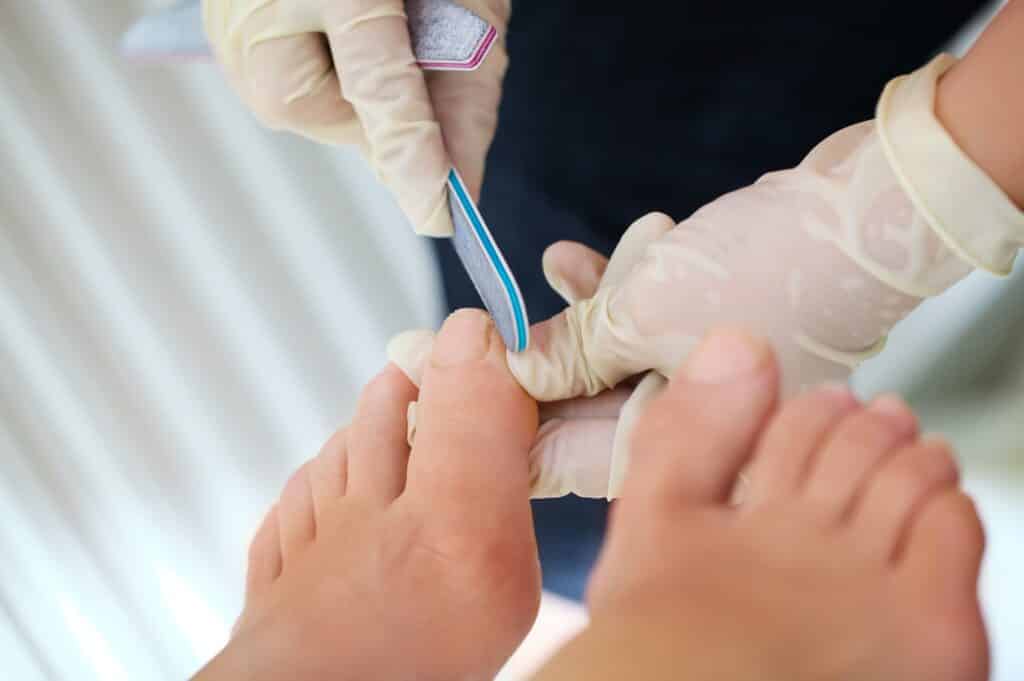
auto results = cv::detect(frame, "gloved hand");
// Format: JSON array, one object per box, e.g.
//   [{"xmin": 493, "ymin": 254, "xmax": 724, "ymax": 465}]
[
  {"xmin": 507, "ymin": 54, "xmax": 1024, "ymax": 406},
  {"xmin": 203, "ymin": 0, "xmax": 510, "ymax": 236},
  {"xmin": 386, "ymin": 213, "xmax": 677, "ymax": 499}
]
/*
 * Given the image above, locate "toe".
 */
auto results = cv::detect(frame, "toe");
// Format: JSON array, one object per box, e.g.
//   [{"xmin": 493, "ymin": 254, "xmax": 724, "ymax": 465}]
[
  {"xmin": 742, "ymin": 384, "xmax": 860, "ymax": 509},
  {"xmin": 405, "ymin": 309, "xmax": 538, "ymax": 515},
  {"xmin": 900, "ymin": 489, "xmax": 989, "ymax": 681},
  {"xmin": 619, "ymin": 329, "xmax": 778, "ymax": 508},
  {"xmin": 309, "ymin": 428, "xmax": 349, "ymax": 512},
  {"xmin": 245, "ymin": 505, "xmax": 283, "ymax": 600},
  {"xmin": 901, "ymin": 489, "xmax": 985, "ymax": 594},
  {"xmin": 278, "ymin": 461, "xmax": 317, "ymax": 560},
  {"xmin": 851, "ymin": 437, "xmax": 960, "ymax": 561},
  {"xmin": 347, "ymin": 364, "xmax": 418, "ymax": 502},
  {"xmin": 801, "ymin": 394, "xmax": 918, "ymax": 525}
]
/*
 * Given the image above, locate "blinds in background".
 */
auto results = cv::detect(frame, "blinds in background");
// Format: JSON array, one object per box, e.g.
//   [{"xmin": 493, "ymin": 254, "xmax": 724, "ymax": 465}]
[{"xmin": 1, "ymin": 2, "xmax": 442, "ymax": 678}]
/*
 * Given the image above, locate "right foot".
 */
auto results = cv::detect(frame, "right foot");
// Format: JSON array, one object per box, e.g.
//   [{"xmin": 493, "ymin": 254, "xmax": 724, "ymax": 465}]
[{"xmin": 536, "ymin": 330, "xmax": 988, "ymax": 681}]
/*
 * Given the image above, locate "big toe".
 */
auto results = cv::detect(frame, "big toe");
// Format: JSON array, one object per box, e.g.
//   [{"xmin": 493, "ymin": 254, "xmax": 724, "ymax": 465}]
[
  {"xmin": 619, "ymin": 329, "xmax": 779, "ymax": 508},
  {"xmin": 405, "ymin": 309, "xmax": 539, "ymax": 512}
]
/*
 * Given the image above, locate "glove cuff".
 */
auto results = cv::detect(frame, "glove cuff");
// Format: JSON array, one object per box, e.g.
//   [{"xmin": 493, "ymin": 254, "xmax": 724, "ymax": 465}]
[{"xmin": 877, "ymin": 54, "xmax": 1024, "ymax": 276}]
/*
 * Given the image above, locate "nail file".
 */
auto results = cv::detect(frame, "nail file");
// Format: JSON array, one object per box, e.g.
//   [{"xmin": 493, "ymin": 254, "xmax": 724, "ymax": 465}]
[
  {"xmin": 447, "ymin": 169, "xmax": 529, "ymax": 352},
  {"xmin": 121, "ymin": 0, "xmax": 529, "ymax": 351},
  {"xmin": 120, "ymin": 0, "xmax": 496, "ymax": 70}
]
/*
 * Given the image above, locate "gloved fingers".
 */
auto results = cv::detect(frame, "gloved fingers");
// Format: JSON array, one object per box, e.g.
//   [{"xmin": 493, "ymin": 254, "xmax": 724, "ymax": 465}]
[
  {"xmin": 600, "ymin": 212, "xmax": 675, "ymax": 289},
  {"xmin": 424, "ymin": 50, "xmax": 506, "ymax": 201},
  {"xmin": 539, "ymin": 212, "xmax": 674, "ymax": 307},
  {"xmin": 421, "ymin": 0, "xmax": 509, "ymax": 199},
  {"xmin": 508, "ymin": 211, "xmax": 676, "ymax": 401},
  {"xmin": 542, "ymin": 241, "xmax": 609, "ymax": 305},
  {"xmin": 389, "ymin": 326, "xmax": 633, "ymax": 423},
  {"xmin": 387, "ymin": 328, "xmax": 434, "ymax": 387},
  {"xmin": 606, "ymin": 371, "xmax": 667, "ymax": 499},
  {"xmin": 205, "ymin": 0, "xmax": 362, "ymax": 142},
  {"xmin": 507, "ymin": 284, "xmax": 653, "ymax": 401},
  {"xmin": 538, "ymin": 386, "xmax": 631, "ymax": 421},
  {"xmin": 529, "ymin": 417, "xmax": 617, "ymax": 499},
  {"xmin": 245, "ymin": 33, "xmax": 359, "ymax": 132},
  {"xmin": 323, "ymin": 1, "xmax": 453, "ymax": 236}
]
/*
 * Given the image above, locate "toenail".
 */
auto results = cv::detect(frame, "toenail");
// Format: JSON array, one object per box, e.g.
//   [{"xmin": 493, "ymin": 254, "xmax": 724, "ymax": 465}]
[
  {"xmin": 684, "ymin": 330, "xmax": 769, "ymax": 384},
  {"xmin": 432, "ymin": 309, "xmax": 492, "ymax": 367}
]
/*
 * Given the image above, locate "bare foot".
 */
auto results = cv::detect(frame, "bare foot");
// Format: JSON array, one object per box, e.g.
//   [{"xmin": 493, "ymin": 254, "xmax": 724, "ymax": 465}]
[
  {"xmin": 536, "ymin": 330, "xmax": 988, "ymax": 681},
  {"xmin": 196, "ymin": 310, "xmax": 541, "ymax": 681}
]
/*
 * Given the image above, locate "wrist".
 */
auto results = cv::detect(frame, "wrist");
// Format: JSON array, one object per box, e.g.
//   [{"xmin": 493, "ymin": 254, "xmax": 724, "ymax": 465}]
[
  {"xmin": 934, "ymin": 2, "xmax": 1024, "ymax": 209},
  {"xmin": 876, "ymin": 55, "xmax": 1024, "ymax": 276}
]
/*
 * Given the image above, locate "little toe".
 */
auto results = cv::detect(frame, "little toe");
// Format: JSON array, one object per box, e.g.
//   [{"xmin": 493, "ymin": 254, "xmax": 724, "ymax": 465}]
[
  {"xmin": 346, "ymin": 364, "xmax": 418, "ymax": 503},
  {"xmin": 742, "ymin": 384, "xmax": 860, "ymax": 509},
  {"xmin": 801, "ymin": 394, "xmax": 919, "ymax": 525},
  {"xmin": 619, "ymin": 329, "xmax": 779, "ymax": 509},
  {"xmin": 278, "ymin": 461, "xmax": 317, "ymax": 561},
  {"xmin": 897, "ymin": 488, "xmax": 989, "ymax": 681},
  {"xmin": 901, "ymin": 488, "xmax": 985, "ymax": 595},
  {"xmin": 852, "ymin": 437, "xmax": 960, "ymax": 562},
  {"xmin": 245, "ymin": 505, "xmax": 283, "ymax": 600},
  {"xmin": 405, "ymin": 309, "xmax": 538, "ymax": 515}
]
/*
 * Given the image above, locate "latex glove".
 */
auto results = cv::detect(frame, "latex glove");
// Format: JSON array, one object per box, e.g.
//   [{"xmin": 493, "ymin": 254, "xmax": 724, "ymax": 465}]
[
  {"xmin": 508, "ymin": 54, "xmax": 1024, "ymax": 405},
  {"xmin": 387, "ymin": 213, "xmax": 676, "ymax": 498},
  {"xmin": 204, "ymin": 0, "xmax": 510, "ymax": 236}
]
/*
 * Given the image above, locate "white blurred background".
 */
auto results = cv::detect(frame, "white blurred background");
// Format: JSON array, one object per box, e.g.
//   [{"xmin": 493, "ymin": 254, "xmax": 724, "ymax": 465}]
[{"xmin": 0, "ymin": 2, "xmax": 1020, "ymax": 679}]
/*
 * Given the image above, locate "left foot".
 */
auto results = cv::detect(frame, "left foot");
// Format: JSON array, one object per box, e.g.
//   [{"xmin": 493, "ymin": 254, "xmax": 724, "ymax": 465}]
[
  {"xmin": 537, "ymin": 330, "xmax": 988, "ymax": 681},
  {"xmin": 196, "ymin": 310, "xmax": 541, "ymax": 681}
]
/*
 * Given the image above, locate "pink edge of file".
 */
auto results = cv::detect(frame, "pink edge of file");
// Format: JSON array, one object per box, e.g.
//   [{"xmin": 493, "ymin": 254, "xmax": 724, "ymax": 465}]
[{"xmin": 416, "ymin": 25, "xmax": 497, "ymax": 71}]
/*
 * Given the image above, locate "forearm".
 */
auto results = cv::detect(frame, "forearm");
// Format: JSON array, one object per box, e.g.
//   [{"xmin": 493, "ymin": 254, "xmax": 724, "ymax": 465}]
[{"xmin": 936, "ymin": 0, "xmax": 1024, "ymax": 208}]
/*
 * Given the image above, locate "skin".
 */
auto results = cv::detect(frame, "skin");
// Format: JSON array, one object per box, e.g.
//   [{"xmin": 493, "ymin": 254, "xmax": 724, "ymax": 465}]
[
  {"xmin": 193, "ymin": 309, "xmax": 542, "ymax": 681},
  {"xmin": 193, "ymin": 321, "xmax": 988, "ymax": 681},
  {"xmin": 533, "ymin": 331, "xmax": 987, "ymax": 681},
  {"xmin": 936, "ymin": 0, "xmax": 1024, "ymax": 208}
]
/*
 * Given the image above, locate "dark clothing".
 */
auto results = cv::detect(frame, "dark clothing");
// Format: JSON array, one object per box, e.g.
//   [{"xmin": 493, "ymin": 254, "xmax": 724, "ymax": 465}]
[{"xmin": 434, "ymin": 1, "xmax": 988, "ymax": 599}]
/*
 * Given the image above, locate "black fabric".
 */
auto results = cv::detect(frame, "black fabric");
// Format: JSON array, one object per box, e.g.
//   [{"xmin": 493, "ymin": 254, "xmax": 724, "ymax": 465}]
[{"xmin": 433, "ymin": 1, "xmax": 987, "ymax": 600}]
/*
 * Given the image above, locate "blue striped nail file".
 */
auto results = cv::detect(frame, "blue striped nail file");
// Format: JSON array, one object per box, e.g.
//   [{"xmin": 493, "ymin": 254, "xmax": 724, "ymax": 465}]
[{"xmin": 447, "ymin": 170, "xmax": 529, "ymax": 352}]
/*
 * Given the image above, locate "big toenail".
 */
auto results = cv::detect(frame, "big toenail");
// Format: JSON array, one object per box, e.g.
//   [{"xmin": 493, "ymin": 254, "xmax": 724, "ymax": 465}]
[
  {"xmin": 685, "ymin": 330, "xmax": 768, "ymax": 384},
  {"xmin": 432, "ymin": 309, "xmax": 492, "ymax": 367}
]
